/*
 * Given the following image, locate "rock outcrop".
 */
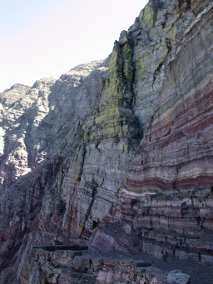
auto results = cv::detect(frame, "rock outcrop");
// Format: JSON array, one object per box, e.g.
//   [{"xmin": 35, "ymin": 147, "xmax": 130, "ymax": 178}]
[
  {"xmin": 91, "ymin": 0, "xmax": 213, "ymax": 266},
  {"xmin": 0, "ymin": 0, "xmax": 212, "ymax": 283}
]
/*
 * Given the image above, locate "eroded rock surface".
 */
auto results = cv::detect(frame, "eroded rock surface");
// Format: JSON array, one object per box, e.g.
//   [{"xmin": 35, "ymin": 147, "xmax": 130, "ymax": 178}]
[
  {"xmin": 167, "ymin": 270, "xmax": 190, "ymax": 284},
  {"xmin": 0, "ymin": 0, "xmax": 212, "ymax": 283},
  {"xmin": 91, "ymin": 0, "xmax": 213, "ymax": 265},
  {"xmin": 21, "ymin": 245, "xmax": 168, "ymax": 284}
]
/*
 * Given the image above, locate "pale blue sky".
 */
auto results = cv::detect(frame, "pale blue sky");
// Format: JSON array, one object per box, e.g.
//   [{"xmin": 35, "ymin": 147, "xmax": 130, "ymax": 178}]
[{"xmin": 0, "ymin": 0, "xmax": 148, "ymax": 92}]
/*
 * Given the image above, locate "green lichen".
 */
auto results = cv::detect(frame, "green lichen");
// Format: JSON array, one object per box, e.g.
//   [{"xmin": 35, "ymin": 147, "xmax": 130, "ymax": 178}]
[
  {"xmin": 103, "ymin": 48, "xmax": 123, "ymax": 104},
  {"xmin": 140, "ymin": 4, "xmax": 155, "ymax": 29},
  {"xmin": 95, "ymin": 106, "xmax": 120, "ymax": 125},
  {"xmin": 122, "ymin": 43, "xmax": 134, "ymax": 82},
  {"xmin": 123, "ymin": 44, "xmax": 132, "ymax": 62},
  {"xmin": 136, "ymin": 58, "xmax": 146, "ymax": 79},
  {"xmin": 168, "ymin": 25, "xmax": 177, "ymax": 42},
  {"xmin": 82, "ymin": 39, "xmax": 141, "ymax": 144},
  {"xmin": 135, "ymin": 50, "xmax": 152, "ymax": 79},
  {"xmin": 108, "ymin": 49, "xmax": 119, "ymax": 75}
]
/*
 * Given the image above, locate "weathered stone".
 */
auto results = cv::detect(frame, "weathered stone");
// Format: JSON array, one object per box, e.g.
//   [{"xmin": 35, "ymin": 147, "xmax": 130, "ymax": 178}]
[
  {"xmin": 72, "ymin": 255, "xmax": 91, "ymax": 272},
  {"xmin": 167, "ymin": 270, "xmax": 190, "ymax": 284},
  {"xmin": 91, "ymin": 0, "xmax": 213, "ymax": 267}
]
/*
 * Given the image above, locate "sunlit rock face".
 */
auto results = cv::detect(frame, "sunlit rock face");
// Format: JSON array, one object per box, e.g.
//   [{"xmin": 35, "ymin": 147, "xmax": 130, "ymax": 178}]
[
  {"xmin": 0, "ymin": 0, "xmax": 213, "ymax": 283},
  {"xmin": 92, "ymin": 0, "xmax": 213, "ymax": 264}
]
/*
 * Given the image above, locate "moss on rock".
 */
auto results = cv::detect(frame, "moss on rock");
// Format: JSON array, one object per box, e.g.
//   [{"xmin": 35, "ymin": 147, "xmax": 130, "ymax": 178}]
[
  {"xmin": 140, "ymin": 4, "xmax": 155, "ymax": 29},
  {"xmin": 82, "ymin": 38, "xmax": 142, "ymax": 146}
]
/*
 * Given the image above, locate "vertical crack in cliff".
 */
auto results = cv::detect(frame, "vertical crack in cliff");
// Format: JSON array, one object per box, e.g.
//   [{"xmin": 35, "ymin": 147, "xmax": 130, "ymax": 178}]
[
  {"xmin": 77, "ymin": 143, "xmax": 87, "ymax": 183},
  {"xmin": 152, "ymin": 38, "xmax": 172, "ymax": 88},
  {"xmin": 118, "ymin": 33, "xmax": 143, "ymax": 147},
  {"xmin": 80, "ymin": 179, "xmax": 100, "ymax": 238}
]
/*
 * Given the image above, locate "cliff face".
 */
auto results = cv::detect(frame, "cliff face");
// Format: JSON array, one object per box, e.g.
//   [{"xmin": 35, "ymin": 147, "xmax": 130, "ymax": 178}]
[
  {"xmin": 0, "ymin": 0, "xmax": 212, "ymax": 283},
  {"xmin": 91, "ymin": 0, "xmax": 213, "ymax": 263}
]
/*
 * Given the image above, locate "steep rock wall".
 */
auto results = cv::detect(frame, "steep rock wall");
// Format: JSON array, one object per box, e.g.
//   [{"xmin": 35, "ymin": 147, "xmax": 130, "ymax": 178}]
[{"xmin": 91, "ymin": 0, "xmax": 213, "ymax": 265}]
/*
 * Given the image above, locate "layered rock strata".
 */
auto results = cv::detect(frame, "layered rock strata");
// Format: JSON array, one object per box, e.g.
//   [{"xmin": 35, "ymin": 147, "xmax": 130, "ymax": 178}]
[{"xmin": 92, "ymin": 0, "xmax": 213, "ymax": 265}]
